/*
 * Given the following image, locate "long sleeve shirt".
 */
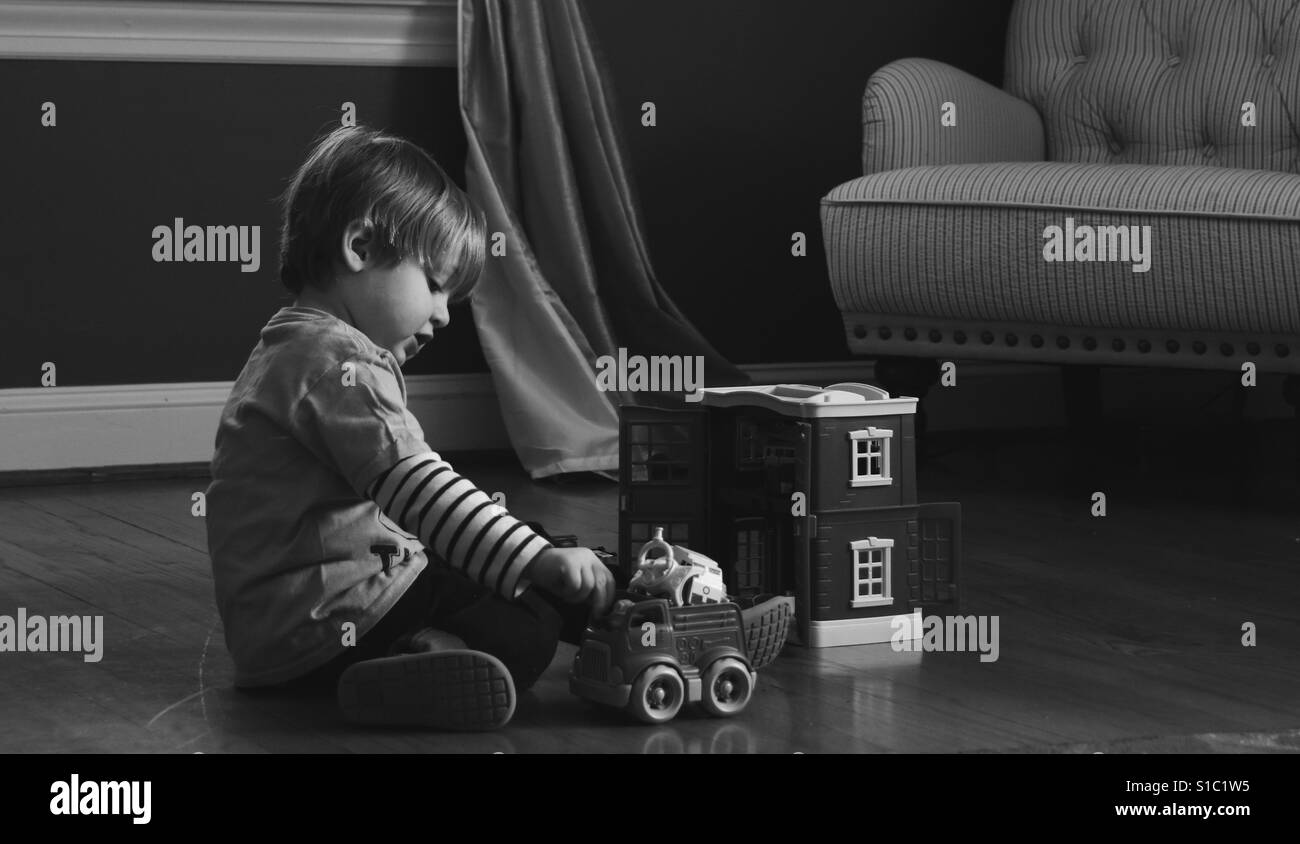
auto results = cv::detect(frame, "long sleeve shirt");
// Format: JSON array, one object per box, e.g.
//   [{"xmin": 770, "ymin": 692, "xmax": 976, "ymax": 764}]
[{"xmin": 206, "ymin": 306, "xmax": 549, "ymax": 686}]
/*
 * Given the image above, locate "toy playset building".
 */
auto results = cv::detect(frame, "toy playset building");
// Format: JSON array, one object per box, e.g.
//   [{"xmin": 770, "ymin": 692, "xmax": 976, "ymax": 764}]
[{"xmin": 618, "ymin": 383, "xmax": 962, "ymax": 647}]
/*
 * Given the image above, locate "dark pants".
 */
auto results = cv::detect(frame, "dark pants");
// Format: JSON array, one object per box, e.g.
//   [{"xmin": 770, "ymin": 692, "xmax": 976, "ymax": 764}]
[{"xmin": 284, "ymin": 564, "xmax": 591, "ymax": 694}]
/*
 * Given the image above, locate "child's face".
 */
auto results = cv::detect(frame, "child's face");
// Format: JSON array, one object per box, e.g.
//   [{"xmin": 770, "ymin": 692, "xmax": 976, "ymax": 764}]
[
  {"xmin": 346, "ymin": 254, "xmax": 452, "ymax": 366},
  {"xmin": 312, "ymin": 221, "xmax": 457, "ymax": 365}
]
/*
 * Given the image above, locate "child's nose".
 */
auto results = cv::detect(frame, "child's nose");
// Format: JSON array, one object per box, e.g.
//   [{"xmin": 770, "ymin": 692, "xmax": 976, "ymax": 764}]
[{"xmin": 429, "ymin": 299, "xmax": 449, "ymax": 329}]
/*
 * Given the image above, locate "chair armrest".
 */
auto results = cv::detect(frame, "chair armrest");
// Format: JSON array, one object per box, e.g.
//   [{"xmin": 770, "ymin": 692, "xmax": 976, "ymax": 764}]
[{"xmin": 862, "ymin": 57, "xmax": 1046, "ymax": 174}]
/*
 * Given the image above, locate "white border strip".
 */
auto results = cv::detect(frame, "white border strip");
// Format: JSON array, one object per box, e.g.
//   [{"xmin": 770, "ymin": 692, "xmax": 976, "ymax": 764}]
[
  {"xmin": 1, "ymin": 359, "xmax": 1290, "ymax": 473},
  {"xmin": 0, "ymin": 364, "xmax": 866, "ymax": 473},
  {"xmin": 0, "ymin": 0, "xmax": 458, "ymax": 66},
  {"xmin": 0, "ymin": 372, "xmax": 506, "ymax": 472}
]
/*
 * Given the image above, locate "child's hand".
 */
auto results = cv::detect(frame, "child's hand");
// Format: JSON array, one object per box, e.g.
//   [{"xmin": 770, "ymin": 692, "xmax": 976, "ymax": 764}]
[{"xmin": 527, "ymin": 547, "xmax": 616, "ymax": 614}]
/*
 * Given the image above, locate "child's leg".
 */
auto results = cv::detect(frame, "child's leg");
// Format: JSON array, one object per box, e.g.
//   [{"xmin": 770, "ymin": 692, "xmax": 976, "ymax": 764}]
[
  {"xmin": 333, "ymin": 566, "xmax": 519, "ymax": 730},
  {"xmin": 417, "ymin": 565, "xmax": 576, "ymax": 693},
  {"xmin": 332, "ymin": 564, "xmax": 592, "ymax": 730},
  {"xmin": 277, "ymin": 564, "xmax": 438, "ymax": 694}
]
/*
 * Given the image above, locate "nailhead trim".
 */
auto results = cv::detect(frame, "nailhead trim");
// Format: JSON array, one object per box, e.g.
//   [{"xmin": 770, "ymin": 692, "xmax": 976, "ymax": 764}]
[{"xmin": 849, "ymin": 325, "xmax": 1285, "ymax": 361}]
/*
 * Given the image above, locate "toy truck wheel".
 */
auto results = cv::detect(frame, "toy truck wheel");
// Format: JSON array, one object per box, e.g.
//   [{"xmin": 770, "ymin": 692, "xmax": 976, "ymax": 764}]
[
  {"xmin": 699, "ymin": 658, "xmax": 753, "ymax": 717},
  {"xmin": 626, "ymin": 665, "xmax": 685, "ymax": 724}
]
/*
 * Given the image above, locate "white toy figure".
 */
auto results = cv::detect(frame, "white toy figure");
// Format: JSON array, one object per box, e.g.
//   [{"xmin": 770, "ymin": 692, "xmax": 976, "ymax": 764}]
[{"xmin": 629, "ymin": 527, "xmax": 728, "ymax": 607}]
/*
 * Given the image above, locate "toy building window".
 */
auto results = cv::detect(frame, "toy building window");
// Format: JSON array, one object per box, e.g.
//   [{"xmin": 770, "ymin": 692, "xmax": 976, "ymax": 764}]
[
  {"xmin": 630, "ymin": 521, "xmax": 692, "ymax": 549},
  {"xmin": 629, "ymin": 423, "xmax": 693, "ymax": 484},
  {"xmin": 848, "ymin": 428, "xmax": 893, "ymax": 487},
  {"xmin": 733, "ymin": 519, "xmax": 766, "ymax": 594},
  {"xmin": 849, "ymin": 537, "xmax": 893, "ymax": 608}
]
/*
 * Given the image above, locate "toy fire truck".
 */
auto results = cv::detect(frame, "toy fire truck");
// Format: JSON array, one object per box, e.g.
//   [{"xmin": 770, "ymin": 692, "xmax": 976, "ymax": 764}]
[
  {"xmin": 569, "ymin": 595, "xmax": 756, "ymax": 724},
  {"xmin": 570, "ymin": 526, "xmax": 768, "ymax": 724}
]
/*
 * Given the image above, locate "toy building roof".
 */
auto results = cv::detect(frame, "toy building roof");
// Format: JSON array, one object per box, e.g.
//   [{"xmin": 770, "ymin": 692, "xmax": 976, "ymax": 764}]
[{"xmin": 697, "ymin": 383, "xmax": 918, "ymax": 419}]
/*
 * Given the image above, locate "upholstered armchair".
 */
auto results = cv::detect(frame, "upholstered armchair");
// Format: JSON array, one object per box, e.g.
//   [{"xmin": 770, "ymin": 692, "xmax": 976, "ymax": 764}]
[{"xmin": 820, "ymin": 0, "xmax": 1300, "ymax": 460}]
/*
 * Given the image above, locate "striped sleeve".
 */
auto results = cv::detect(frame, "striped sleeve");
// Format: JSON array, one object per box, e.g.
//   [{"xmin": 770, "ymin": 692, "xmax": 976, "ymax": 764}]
[{"xmin": 365, "ymin": 452, "xmax": 551, "ymax": 599}]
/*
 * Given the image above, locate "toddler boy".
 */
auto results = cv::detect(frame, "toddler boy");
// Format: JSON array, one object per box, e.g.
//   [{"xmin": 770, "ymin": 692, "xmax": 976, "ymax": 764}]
[{"xmin": 205, "ymin": 125, "xmax": 614, "ymax": 730}]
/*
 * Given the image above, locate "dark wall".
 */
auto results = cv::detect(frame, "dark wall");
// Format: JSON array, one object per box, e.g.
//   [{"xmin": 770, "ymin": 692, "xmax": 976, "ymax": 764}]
[
  {"xmin": 1, "ymin": 1, "xmax": 1015, "ymax": 388},
  {"xmin": 0, "ymin": 61, "xmax": 481, "ymax": 388},
  {"xmin": 584, "ymin": 0, "xmax": 1018, "ymax": 364}
]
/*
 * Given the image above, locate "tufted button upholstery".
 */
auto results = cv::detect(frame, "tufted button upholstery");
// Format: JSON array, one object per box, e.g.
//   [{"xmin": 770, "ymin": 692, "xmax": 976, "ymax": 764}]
[{"xmin": 1006, "ymin": 0, "xmax": 1300, "ymax": 172}]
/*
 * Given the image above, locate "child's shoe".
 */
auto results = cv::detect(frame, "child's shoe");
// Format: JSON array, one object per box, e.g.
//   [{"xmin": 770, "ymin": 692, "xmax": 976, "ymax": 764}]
[
  {"xmin": 337, "ymin": 647, "xmax": 516, "ymax": 730},
  {"xmin": 740, "ymin": 595, "xmax": 795, "ymax": 670}
]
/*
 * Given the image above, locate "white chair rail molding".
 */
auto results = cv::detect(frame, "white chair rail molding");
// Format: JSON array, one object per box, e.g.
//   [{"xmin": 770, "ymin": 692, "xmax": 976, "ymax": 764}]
[{"xmin": 0, "ymin": 0, "xmax": 457, "ymax": 66}]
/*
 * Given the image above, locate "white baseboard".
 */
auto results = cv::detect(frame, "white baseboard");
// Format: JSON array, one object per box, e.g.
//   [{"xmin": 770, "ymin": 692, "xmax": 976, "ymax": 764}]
[
  {"xmin": 0, "ymin": 360, "xmax": 1290, "ymax": 473},
  {"xmin": 0, "ymin": 372, "xmax": 506, "ymax": 473},
  {"xmin": 0, "ymin": 363, "xmax": 874, "ymax": 473}
]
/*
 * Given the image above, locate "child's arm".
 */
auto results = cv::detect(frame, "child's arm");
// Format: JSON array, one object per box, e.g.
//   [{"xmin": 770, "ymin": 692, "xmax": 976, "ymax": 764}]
[
  {"xmin": 367, "ymin": 452, "xmax": 548, "ymax": 599},
  {"xmin": 367, "ymin": 453, "xmax": 614, "ymax": 610},
  {"xmin": 293, "ymin": 355, "xmax": 613, "ymax": 610}
]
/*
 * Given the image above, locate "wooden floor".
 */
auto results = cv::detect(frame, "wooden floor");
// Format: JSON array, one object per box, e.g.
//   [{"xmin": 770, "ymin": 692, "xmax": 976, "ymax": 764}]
[{"xmin": 1, "ymin": 419, "xmax": 1298, "ymax": 754}]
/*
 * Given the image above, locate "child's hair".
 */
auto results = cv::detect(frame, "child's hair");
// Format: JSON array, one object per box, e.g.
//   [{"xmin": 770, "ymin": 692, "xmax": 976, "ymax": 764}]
[{"xmin": 278, "ymin": 125, "xmax": 485, "ymax": 302}]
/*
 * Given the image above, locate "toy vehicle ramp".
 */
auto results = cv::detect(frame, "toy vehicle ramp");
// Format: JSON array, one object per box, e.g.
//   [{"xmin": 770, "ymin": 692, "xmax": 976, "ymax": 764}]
[{"xmin": 740, "ymin": 595, "xmax": 795, "ymax": 671}]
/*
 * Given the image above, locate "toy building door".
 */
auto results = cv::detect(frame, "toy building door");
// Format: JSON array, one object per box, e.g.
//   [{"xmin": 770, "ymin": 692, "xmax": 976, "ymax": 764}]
[
  {"xmin": 717, "ymin": 413, "xmax": 810, "ymax": 602},
  {"xmin": 916, "ymin": 502, "xmax": 962, "ymax": 612},
  {"xmin": 618, "ymin": 405, "xmax": 708, "ymax": 578}
]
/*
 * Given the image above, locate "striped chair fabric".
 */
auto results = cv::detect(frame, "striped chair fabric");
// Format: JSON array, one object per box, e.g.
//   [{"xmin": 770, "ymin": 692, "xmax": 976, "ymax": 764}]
[{"xmin": 823, "ymin": 0, "xmax": 1300, "ymax": 372}]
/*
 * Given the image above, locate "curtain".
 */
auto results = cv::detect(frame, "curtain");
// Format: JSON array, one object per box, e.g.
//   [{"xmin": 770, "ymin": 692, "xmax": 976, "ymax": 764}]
[{"xmin": 458, "ymin": 0, "xmax": 748, "ymax": 479}]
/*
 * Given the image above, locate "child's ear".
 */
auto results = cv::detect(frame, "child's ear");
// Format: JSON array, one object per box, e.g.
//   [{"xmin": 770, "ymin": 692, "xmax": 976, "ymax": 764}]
[{"xmin": 340, "ymin": 219, "xmax": 376, "ymax": 271}]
